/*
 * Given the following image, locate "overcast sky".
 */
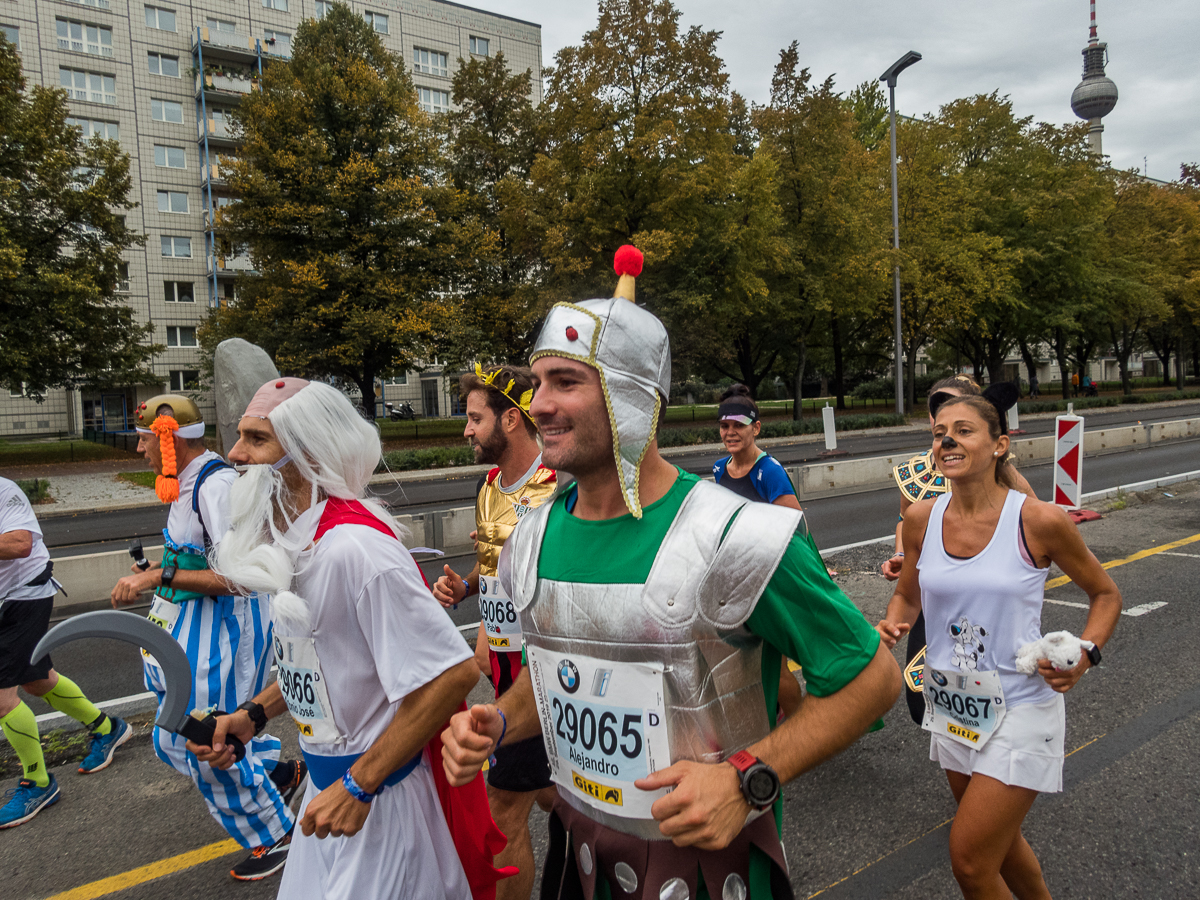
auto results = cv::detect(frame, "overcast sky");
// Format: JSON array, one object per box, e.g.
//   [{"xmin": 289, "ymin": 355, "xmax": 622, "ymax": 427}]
[{"xmin": 482, "ymin": 0, "xmax": 1196, "ymax": 180}]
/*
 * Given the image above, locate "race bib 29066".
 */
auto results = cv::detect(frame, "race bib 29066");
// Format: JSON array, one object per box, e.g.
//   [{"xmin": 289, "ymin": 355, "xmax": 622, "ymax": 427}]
[
  {"xmin": 274, "ymin": 634, "xmax": 342, "ymax": 745},
  {"xmin": 525, "ymin": 645, "xmax": 671, "ymax": 820}
]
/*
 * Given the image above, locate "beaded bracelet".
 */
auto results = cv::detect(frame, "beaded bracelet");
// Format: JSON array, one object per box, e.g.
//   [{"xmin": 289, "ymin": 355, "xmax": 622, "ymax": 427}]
[{"xmin": 342, "ymin": 769, "xmax": 376, "ymax": 803}]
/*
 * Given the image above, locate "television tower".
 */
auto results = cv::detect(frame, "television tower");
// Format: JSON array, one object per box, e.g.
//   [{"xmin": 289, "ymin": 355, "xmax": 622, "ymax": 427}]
[{"xmin": 1070, "ymin": 0, "xmax": 1118, "ymax": 155}]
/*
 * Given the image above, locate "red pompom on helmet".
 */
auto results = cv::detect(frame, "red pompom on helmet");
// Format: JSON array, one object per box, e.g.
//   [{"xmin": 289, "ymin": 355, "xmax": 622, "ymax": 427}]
[{"xmin": 613, "ymin": 245, "xmax": 643, "ymax": 278}]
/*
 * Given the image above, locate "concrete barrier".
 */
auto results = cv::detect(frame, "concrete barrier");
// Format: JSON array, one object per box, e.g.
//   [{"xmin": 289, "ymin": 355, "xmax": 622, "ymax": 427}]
[{"xmin": 50, "ymin": 416, "xmax": 1200, "ymax": 612}]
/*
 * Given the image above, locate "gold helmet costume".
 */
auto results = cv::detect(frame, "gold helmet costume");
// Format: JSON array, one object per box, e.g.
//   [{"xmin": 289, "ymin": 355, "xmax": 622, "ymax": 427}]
[{"xmin": 134, "ymin": 394, "xmax": 206, "ymax": 503}]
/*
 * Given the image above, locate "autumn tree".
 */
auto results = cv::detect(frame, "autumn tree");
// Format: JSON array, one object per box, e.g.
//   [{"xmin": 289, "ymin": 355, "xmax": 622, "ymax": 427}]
[
  {"xmin": 0, "ymin": 35, "xmax": 154, "ymax": 399},
  {"xmin": 202, "ymin": 4, "xmax": 493, "ymax": 409}
]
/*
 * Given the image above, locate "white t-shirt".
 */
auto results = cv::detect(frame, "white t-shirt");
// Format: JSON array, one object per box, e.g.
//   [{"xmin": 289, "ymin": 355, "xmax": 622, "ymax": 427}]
[
  {"xmin": 282, "ymin": 513, "xmax": 474, "ymax": 756},
  {"xmin": 0, "ymin": 477, "xmax": 55, "ymax": 601},
  {"xmin": 166, "ymin": 451, "xmax": 236, "ymax": 551}
]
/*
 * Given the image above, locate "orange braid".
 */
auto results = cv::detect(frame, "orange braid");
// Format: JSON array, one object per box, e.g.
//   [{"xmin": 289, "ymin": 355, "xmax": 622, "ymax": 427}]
[{"xmin": 150, "ymin": 415, "xmax": 181, "ymax": 503}]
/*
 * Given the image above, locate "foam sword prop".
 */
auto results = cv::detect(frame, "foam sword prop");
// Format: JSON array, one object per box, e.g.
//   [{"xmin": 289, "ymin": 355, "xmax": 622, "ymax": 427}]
[{"xmin": 32, "ymin": 610, "xmax": 245, "ymax": 761}]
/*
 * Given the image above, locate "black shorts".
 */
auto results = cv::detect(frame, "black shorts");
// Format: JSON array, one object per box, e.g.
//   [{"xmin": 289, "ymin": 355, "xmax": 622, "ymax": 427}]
[
  {"xmin": 0, "ymin": 595, "xmax": 55, "ymax": 689},
  {"xmin": 487, "ymin": 734, "xmax": 552, "ymax": 793}
]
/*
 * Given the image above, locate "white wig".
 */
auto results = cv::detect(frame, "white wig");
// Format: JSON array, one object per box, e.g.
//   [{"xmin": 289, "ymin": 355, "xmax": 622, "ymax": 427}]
[{"xmin": 214, "ymin": 381, "xmax": 405, "ymax": 628}]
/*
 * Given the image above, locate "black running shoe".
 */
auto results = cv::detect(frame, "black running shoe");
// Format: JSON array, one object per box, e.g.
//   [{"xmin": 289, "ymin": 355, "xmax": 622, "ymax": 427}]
[
  {"xmin": 271, "ymin": 759, "xmax": 308, "ymax": 806},
  {"xmin": 230, "ymin": 827, "xmax": 292, "ymax": 881}
]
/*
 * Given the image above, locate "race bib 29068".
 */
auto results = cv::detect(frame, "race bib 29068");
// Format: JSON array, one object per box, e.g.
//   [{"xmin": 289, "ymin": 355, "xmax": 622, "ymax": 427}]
[
  {"xmin": 479, "ymin": 576, "xmax": 522, "ymax": 651},
  {"xmin": 525, "ymin": 645, "xmax": 671, "ymax": 820}
]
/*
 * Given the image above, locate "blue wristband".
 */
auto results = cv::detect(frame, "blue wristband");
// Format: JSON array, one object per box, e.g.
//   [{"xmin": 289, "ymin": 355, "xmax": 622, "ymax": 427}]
[
  {"xmin": 342, "ymin": 769, "xmax": 376, "ymax": 803},
  {"xmin": 488, "ymin": 709, "xmax": 508, "ymax": 768}
]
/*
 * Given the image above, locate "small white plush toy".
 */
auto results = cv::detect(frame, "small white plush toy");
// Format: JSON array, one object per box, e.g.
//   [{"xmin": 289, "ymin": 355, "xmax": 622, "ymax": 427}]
[{"xmin": 1016, "ymin": 631, "xmax": 1095, "ymax": 675}]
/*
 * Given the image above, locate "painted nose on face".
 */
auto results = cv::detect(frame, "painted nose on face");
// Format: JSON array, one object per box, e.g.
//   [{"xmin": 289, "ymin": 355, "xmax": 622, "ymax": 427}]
[{"xmin": 940, "ymin": 436, "xmax": 958, "ymax": 450}]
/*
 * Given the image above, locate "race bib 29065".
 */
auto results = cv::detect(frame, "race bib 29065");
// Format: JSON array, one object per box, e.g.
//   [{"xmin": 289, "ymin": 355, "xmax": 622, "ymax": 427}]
[{"xmin": 526, "ymin": 645, "xmax": 671, "ymax": 820}]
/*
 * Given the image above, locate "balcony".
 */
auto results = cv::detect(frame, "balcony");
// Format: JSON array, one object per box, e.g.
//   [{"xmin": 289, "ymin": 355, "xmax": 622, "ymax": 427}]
[
  {"xmin": 197, "ymin": 70, "xmax": 257, "ymax": 100},
  {"xmin": 201, "ymin": 160, "xmax": 234, "ymax": 187},
  {"xmin": 194, "ymin": 27, "xmax": 257, "ymax": 61},
  {"xmin": 198, "ymin": 117, "xmax": 239, "ymax": 145},
  {"xmin": 217, "ymin": 252, "xmax": 254, "ymax": 273}
]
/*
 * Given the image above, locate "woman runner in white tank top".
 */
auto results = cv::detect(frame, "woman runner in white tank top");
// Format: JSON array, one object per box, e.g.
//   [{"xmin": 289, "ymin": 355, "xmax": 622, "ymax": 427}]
[{"xmin": 877, "ymin": 392, "xmax": 1122, "ymax": 900}]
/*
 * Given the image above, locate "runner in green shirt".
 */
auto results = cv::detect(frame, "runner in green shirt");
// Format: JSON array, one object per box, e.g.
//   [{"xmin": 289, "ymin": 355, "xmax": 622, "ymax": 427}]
[{"xmin": 442, "ymin": 247, "xmax": 900, "ymax": 899}]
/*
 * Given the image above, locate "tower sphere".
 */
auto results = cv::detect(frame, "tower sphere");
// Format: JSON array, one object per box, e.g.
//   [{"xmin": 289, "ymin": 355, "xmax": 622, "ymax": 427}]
[{"xmin": 1072, "ymin": 75, "xmax": 1118, "ymax": 120}]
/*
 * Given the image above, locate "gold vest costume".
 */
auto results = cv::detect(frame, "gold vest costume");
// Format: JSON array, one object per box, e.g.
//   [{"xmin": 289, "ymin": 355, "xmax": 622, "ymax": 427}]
[{"xmin": 475, "ymin": 464, "xmax": 558, "ymax": 578}]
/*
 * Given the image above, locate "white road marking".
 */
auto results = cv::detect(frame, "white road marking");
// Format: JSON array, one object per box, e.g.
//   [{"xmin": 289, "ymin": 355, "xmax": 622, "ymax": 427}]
[
  {"xmin": 1122, "ymin": 601, "xmax": 1169, "ymax": 617},
  {"xmin": 1160, "ymin": 552, "xmax": 1200, "ymax": 559},
  {"xmin": 1044, "ymin": 598, "xmax": 1090, "ymax": 610}
]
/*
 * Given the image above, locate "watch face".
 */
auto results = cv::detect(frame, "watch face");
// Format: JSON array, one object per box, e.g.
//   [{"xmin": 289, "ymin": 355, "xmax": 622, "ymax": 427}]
[{"xmin": 746, "ymin": 768, "xmax": 778, "ymax": 804}]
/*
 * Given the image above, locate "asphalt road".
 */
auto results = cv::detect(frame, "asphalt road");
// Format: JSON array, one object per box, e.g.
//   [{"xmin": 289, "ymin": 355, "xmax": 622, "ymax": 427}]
[
  {"xmin": 5, "ymin": 484, "xmax": 1198, "ymax": 899},
  {"xmin": 38, "ymin": 400, "xmax": 1200, "ymax": 556}
]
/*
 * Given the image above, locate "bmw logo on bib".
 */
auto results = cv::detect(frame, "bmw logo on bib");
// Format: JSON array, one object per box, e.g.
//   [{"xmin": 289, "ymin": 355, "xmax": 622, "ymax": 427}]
[
  {"xmin": 557, "ymin": 659, "xmax": 580, "ymax": 693},
  {"xmin": 481, "ymin": 579, "xmax": 487, "ymax": 595}
]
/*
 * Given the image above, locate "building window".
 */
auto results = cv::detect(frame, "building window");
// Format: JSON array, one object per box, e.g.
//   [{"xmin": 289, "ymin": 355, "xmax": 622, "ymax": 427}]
[
  {"xmin": 417, "ymin": 87, "xmax": 450, "ymax": 115},
  {"xmin": 151, "ymin": 98, "xmax": 184, "ymax": 123},
  {"xmin": 166, "ymin": 327, "xmax": 198, "ymax": 348},
  {"xmin": 160, "ymin": 235, "xmax": 191, "ymax": 258},
  {"xmin": 157, "ymin": 190, "xmax": 189, "ymax": 214},
  {"xmin": 313, "ymin": 0, "xmax": 329, "ymax": 19},
  {"xmin": 413, "ymin": 47, "xmax": 448, "ymax": 77},
  {"xmin": 364, "ymin": 11, "xmax": 388, "ymax": 34},
  {"xmin": 60, "ymin": 68, "xmax": 116, "ymax": 105},
  {"xmin": 206, "ymin": 18, "xmax": 237, "ymax": 32},
  {"xmin": 2, "ymin": 25, "xmax": 19, "ymax": 48},
  {"xmin": 384, "ymin": 374, "xmax": 408, "ymax": 385},
  {"xmin": 263, "ymin": 29, "xmax": 290, "ymax": 55},
  {"xmin": 116, "ymin": 262, "xmax": 130, "ymax": 292},
  {"xmin": 469, "ymin": 36, "xmax": 489, "ymax": 57},
  {"xmin": 148, "ymin": 52, "xmax": 180, "ymax": 78},
  {"xmin": 57, "ymin": 19, "xmax": 113, "ymax": 57},
  {"xmin": 67, "ymin": 117, "xmax": 120, "ymax": 140},
  {"xmin": 164, "ymin": 281, "xmax": 194, "ymax": 303},
  {"xmin": 144, "ymin": 6, "xmax": 176, "ymax": 31},
  {"xmin": 262, "ymin": 0, "xmax": 288, "ymax": 10},
  {"xmin": 153, "ymin": 144, "xmax": 186, "ymax": 168},
  {"xmin": 63, "ymin": 0, "xmax": 111, "ymax": 9},
  {"xmin": 170, "ymin": 370, "xmax": 201, "ymax": 391}
]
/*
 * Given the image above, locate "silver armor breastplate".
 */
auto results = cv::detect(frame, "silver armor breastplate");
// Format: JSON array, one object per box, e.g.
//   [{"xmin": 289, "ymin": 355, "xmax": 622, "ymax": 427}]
[{"xmin": 502, "ymin": 480, "xmax": 803, "ymax": 838}]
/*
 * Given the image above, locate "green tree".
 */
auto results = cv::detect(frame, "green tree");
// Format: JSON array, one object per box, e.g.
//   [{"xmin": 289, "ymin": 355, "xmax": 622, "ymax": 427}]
[
  {"xmin": 845, "ymin": 80, "xmax": 888, "ymax": 152},
  {"xmin": 202, "ymin": 4, "xmax": 493, "ymax": 409},
  {"xmin": 757, "ymin": 45, "xmax": 889, "ymax": 414},
  {"xmin": 442, "ymin": 52, "xmax": 543, "ymax": 364},
  {"xmin": 0, "ymin": 36, "xmax": 153, "ymax": 399}
]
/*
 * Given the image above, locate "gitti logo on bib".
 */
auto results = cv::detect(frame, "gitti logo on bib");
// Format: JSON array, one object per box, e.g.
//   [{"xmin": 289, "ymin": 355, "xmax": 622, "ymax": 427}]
[
  {"xmin": 572, "ymin": 771, "xmax": 623, "ymax": 807},
  {"xmin": 947, "ymin": 723, "xmax": 980, "ymax": 744}
]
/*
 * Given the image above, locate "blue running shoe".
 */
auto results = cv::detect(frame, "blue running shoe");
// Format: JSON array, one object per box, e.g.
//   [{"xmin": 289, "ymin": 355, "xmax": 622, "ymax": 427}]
[
  {"xmin": 78, "ymin": 717, "xmax": 132, "ymax": 774},
  {"xmin": 0, "ymin": 776, "xmax": 60, "ymax": 829}
]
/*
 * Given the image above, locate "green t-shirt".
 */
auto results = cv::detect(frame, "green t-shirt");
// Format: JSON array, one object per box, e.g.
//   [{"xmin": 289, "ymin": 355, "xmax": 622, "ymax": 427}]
[{"xmin": 536, "ymin": 470, "xmax": 881, "ymax": 899}]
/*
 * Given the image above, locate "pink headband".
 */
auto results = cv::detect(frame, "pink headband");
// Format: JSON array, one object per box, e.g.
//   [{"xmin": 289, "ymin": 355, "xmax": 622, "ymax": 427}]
[{"xmin": 244, "ymin": 377, "xmax": 310, "ymax": 419}]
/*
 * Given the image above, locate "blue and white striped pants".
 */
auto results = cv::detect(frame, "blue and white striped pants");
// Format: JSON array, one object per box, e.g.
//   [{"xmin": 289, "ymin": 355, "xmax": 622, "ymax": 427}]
[{"xmin": 144, "ymin": 593, "xmax": 295, "ymax": 848}]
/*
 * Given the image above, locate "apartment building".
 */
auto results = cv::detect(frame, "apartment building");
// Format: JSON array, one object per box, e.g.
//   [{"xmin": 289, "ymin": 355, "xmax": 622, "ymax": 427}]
[{"xmin": 0, "ymin": 0, "xmax": 541, "ymax": 435}]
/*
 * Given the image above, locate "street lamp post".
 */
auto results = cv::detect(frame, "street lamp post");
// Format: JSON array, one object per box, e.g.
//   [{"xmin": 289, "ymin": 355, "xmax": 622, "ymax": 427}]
[{"xmin": 880, "ymin": 50, "xmax": 921, "ymax": 417}]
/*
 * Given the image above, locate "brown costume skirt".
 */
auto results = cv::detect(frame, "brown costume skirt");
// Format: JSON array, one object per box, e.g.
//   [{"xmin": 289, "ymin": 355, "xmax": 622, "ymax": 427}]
[{"xmin": 540, "ymin": 797, "xmax": 793, "ymax": 900}]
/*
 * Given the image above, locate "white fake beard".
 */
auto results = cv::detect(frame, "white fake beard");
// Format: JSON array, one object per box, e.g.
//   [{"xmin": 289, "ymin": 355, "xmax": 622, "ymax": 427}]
[{"xmin": 215, "ymin": 463, "xmax": 312, "ymax": 630}]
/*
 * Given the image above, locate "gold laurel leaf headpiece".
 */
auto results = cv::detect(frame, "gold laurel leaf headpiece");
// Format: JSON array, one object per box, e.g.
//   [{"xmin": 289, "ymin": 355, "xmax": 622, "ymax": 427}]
[{"xmin": 475, "ymin": 363, "xmax": 537, "ymax": 426}]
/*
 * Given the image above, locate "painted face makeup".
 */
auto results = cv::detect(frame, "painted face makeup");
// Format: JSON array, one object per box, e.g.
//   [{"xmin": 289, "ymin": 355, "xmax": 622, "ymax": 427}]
[{"xmin": 940, "ymin": 436, "xmax": 959, "ymax": 450}]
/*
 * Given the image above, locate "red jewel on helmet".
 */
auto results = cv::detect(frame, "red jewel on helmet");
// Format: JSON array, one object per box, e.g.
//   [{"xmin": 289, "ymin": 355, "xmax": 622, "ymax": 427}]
[
  {"xmin": 565, "ymin": 327, "xmax": 578, "ymax": 341},
  {"xmin": 276, "ymin": 380, "xmax": 285, "ymax": 388}
]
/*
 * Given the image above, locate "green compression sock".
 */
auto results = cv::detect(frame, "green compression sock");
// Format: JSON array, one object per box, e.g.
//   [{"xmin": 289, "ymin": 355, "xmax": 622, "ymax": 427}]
[
  {"xmin": 43, "ymin": 675, "xmax": 109, "ymax": 735},
  {"xmin": 1, "ymin": 702, "xmax": 49, "ymax": 787}
]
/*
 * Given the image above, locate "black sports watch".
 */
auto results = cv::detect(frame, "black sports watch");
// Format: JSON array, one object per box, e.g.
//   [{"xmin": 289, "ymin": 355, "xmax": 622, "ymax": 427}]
[
  {"xmin": 159, "ymin": 565, "xmax": 177, "ymax": 588},
  {"xmin": 727, "ymin": 750, "xmax": 780, "ymax": 811},
  {"xmin": 1085, "ymin": 643, "xmax": 1102, "ymax": 667},
  {"xmin": 236, "ymin": 701, "xmax": 269, "ymax": 736}
]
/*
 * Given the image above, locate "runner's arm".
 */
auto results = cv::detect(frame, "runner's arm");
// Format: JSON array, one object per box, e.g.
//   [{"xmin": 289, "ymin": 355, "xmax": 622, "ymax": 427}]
[
  {"xmin": 0, "ymin": 529, "xmax": 32, "ymax": 559},
  {"xmin": 111, "ymin": 566, "xmax": 235, "ymax": 606},
  {"xmin": 441, "ymin": 666, "xmax": 538, "ymax": 787},
  {"xmin": 474, "ymin": 622, "xmax": 490, "ymax": 675},
  {"xmin": 878, "ymin": 501, "xmax": 930, "ymax": 646},
  {"xmin": 880, "ymin": 498, "xmax": 912, "ymax": 580},
  {"xmin": 187, "ymin": 682, "xmax": 287, "ymax": 768}
]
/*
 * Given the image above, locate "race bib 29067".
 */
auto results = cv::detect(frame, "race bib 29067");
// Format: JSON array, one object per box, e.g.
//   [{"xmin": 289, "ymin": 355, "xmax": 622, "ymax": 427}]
[
  {"xmin": 923, "ymin": 667, "xmax": 1006, "ymax": 750},
  {"xmin": 525, "ymin": 645, "xmax": 671, "ymax": 820}
]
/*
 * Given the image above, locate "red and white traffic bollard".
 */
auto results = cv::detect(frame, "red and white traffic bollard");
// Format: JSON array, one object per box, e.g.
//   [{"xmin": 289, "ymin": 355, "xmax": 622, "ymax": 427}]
[{"xmin": 1053, "ymin": 412, "xmax": 1101, "ymax": 523}]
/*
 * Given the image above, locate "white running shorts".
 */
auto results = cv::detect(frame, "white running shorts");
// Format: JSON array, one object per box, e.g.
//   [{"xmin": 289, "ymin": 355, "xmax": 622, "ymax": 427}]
[{"xmin": 930, "ymin": 692, "xmax": 1065, "ymax": 793}]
